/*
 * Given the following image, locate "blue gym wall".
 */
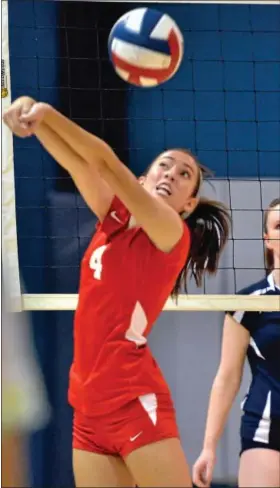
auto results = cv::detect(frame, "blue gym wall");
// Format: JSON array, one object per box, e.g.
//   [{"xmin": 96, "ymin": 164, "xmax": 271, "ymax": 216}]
[
  {"xmin": 127, "ymin": 3, "xmax": 280, "ymax": 177},
  {"xmin": 8, "ymin": 1, "xmax": 280, "ymax": 487}
]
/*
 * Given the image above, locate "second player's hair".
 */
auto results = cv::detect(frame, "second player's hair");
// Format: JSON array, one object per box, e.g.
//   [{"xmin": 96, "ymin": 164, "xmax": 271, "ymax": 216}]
[{"xmin": 264, "ymin": 198, "xmax": 280, "ymax": 273}]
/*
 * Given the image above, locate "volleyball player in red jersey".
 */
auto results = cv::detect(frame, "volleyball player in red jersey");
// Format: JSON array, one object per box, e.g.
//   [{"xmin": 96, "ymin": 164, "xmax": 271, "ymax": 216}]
[{"xmin": 4, "ymin": 97, "xmax": 230, "ymax": 488}]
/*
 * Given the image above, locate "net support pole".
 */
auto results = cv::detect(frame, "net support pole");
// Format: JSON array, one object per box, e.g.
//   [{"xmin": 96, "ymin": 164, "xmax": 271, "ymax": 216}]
[{"xmin": 1, "ymin": 0, "xmax": 22, "ymax": 312}]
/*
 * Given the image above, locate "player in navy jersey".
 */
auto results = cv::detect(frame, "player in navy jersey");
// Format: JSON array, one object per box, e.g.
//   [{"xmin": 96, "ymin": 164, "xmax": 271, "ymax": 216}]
[
  {"xmin": 3, "ymin": 96, "xmax": 231, "ymax": 488},
  {"xmin": 193, "ymin": 198, "xmax": 280, "ymax": 488}
]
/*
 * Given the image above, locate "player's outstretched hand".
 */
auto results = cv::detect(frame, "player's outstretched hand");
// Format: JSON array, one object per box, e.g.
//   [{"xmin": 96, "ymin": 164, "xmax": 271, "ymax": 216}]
[
  {"xmin": 192, "ymin": 448, "xmax": 216, "ymax": 488},
  {"xmin": 3, "ymin": 96, "xmax": 48, "ymax": 138}
]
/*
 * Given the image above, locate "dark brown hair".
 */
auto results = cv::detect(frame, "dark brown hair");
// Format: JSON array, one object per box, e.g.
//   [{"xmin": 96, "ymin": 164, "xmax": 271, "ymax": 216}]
[
  {"xmin": 147, "ymin": 148, "xmax": 231, "ymax": 298},
  {"xmin": 263, "ymin": 198, "xmax": 280, "ymax": 273}
]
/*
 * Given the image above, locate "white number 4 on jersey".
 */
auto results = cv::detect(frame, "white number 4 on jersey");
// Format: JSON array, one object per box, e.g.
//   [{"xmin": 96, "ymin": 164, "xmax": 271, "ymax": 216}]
[{"xmin": 89, "ymin": 245, "xmax": 107, "ymax": 280}]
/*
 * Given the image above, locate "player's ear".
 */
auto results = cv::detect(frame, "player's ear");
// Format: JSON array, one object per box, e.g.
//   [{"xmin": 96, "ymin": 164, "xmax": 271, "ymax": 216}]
[{"xmin": 183, "ymin": 196, "xmax": 199, "ymax": 216}]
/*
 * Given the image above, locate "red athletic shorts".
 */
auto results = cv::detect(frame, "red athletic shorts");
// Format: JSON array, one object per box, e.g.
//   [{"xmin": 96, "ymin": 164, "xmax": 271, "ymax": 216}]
[{"xmin": 73, "ymin": 393, "xmax": 179, "ymax": 457}]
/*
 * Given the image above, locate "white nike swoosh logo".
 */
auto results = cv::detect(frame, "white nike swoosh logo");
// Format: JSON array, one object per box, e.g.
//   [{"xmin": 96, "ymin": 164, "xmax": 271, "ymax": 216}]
[
  {"xmin": 110, "ymin": 211, "xmax": 122, "ymax": 223},
  {"xmin": 130, "ymin": 431, "xmax": 143, "ymax": 442}
]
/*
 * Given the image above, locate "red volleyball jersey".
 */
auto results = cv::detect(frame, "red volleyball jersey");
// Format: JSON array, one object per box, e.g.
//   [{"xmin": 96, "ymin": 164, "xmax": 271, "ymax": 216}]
[{"xmin": 68, "ymin": 197, "xmax": 191, "ymax": 416}]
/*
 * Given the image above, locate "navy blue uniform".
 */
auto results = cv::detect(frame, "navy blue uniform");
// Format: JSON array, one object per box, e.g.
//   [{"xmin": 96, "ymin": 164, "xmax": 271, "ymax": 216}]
[{"xmin": 228, "ymin": 273, "xmax": 280, "ymax": 454}]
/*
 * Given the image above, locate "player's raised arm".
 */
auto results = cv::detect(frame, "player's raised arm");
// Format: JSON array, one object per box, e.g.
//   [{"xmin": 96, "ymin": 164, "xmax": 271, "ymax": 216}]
[
  {"xmin": 33, "ymin": 103, "xmax": 188, "ymax": 253},
  {"xmin": 4, "ymin": 98, "xmax": 194, "ymax": 252}
]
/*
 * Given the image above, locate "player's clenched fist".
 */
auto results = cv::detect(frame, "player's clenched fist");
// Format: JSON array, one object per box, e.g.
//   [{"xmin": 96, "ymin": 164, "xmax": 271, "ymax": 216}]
[{"xmin": 3, "ymin": 96, "xmax": 48, "ymax": 138}]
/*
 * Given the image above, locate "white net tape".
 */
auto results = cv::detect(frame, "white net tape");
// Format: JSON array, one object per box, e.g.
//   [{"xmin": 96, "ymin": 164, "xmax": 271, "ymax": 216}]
[{"xmin": 21, "ymin": 294, "xmax": 279, "ymax": 312}]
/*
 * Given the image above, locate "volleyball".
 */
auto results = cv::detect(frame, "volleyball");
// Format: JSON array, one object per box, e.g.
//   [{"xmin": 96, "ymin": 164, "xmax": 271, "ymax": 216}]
[{"xmin": 108, "ymin": 8, "xmax": 184, "ymax": 87}]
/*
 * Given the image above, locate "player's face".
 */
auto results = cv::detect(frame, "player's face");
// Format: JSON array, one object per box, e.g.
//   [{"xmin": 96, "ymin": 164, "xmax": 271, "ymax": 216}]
[
  {"xmin": 264, "ymin": 204, "xmax": 280, "ymax": 263},
  {"xmin": 141, "ymin": 150, "xmax": 200, "ymax": 215}
]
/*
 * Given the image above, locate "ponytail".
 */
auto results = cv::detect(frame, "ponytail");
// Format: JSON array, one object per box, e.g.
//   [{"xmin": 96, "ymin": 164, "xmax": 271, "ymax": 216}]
[
  {"xmin": 143, "ymin": 147, "xmax": 231, "ymax": 298},
  {"xmin": 172, "ymin": 198, "xmax": 231, "ymax": 298}
]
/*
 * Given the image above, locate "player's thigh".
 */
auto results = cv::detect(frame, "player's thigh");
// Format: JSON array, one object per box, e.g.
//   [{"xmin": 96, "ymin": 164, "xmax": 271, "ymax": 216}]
[
  {"xmin": 124, "ymin": 437, "xmax": 192, "ymax": 488},
  {"xmin": 239, "ymin": 448, "xmax": 280, "ymax": 487},
  {"xmin": 73, "ymin": 448, "xmax": 135, "ymax": 488}
]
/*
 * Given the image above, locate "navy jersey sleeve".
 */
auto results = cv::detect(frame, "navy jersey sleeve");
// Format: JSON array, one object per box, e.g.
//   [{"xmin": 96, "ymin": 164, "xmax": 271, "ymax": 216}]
[
  {"xmin": 227, "ymin": 309, "xmax": 256, "ymax": 333},
  {"xmin": 226, "ymin": 284, "xmax": 260, "ymax": 334}
]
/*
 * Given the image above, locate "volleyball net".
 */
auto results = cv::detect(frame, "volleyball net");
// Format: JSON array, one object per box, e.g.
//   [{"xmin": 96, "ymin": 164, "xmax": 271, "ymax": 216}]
[{"xmin": 2, "ymin": 0, "xmax": 280, "ymax": 312}]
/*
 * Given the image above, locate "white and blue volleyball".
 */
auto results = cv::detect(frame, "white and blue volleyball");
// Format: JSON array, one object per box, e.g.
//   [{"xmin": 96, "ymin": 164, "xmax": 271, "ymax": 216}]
[{"xmin": 108, "ymin": 8, "xmax": 184, "ymax": 87}]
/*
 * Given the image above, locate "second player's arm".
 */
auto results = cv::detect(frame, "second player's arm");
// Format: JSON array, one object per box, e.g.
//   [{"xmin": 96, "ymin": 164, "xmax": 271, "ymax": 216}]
[{"xmin": 202, "ymin": 314, "xmax": 250, "ymax": 451}]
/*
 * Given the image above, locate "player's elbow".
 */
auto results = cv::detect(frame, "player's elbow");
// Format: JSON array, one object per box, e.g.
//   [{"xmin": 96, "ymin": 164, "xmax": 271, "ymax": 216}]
[{"xmin": 214, "ymin": 367, "xmax": 243, "ymax": 393}]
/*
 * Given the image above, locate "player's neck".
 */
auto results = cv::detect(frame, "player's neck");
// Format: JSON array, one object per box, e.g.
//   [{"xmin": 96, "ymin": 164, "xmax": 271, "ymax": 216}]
[{"xmin": 272, "ymin": 265, "xmax": 280, "ymax": 288}]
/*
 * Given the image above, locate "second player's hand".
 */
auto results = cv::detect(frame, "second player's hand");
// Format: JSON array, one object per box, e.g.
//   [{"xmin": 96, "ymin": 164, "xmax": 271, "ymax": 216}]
[
  {"xmin": 3, "ymin": 96, "xmax": 48, "ymax": 138},
  {"xmin": 192, "ymin": 448, "xmax": 216, "ymax": 488}
]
